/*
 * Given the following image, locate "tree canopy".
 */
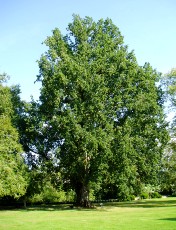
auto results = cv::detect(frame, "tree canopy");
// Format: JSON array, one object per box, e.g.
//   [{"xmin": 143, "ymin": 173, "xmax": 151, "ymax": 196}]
[{"xmin": 0, "ymin": 74, "xmax": 28, "ymax": 198}]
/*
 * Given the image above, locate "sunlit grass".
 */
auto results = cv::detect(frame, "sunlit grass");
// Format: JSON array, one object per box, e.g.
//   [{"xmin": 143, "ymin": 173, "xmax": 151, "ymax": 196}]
[{"xmin": 0, "ymin": 197, "xmax": 176, "ymax": 229}]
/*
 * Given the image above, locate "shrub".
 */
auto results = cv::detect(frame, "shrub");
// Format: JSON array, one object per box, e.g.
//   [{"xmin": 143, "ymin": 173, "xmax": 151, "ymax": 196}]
[
  {"xmin": 28, "ymin": 181, "xmax": 68, "ymax": 204},
  {"xmin": 125, "ymin": 194, "xmax": 135, "ymax": 201},
  {"xmin": 28, "ymin": 193, "xmax": 44, "ymax": 204},
  {"xmin": 42, "ymin": 189, "xmax": 66, "ymax": 203},
  {"xmin": 65, "ymin": 190, "xmax": 76, "ymax": 202},
  {"xmin": 150, "ymin": 192, "xmax": 162, "ymax": 198},
  {"xmin": 140, "ymin": 192, "xmax": 149, "ymax": 199}
]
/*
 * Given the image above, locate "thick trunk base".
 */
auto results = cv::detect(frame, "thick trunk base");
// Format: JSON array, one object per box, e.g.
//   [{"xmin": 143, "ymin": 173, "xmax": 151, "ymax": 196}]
[{"xmin": 75, "ymin": 183, "xmax": 91, "ymax": 208}]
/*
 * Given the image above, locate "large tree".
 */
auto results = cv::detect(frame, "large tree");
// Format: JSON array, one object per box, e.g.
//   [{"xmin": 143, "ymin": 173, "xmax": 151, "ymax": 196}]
[
  {"xmin": 0, "ymin": 74, "xmax": 28, "ymax": 199},
  {"xmin": 36, "ymin": 15, "xmax": 168, "ymax": 206}
]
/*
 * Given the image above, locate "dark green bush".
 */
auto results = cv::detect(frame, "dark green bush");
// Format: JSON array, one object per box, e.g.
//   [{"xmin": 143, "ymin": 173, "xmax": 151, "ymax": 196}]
[
  {"xmin": 150, "ymin": 192, "xmax": 162, "ymax": 198},
  {"xmin": 140, "ymin": 192, "xmax": 149, "ymax": 199},
  {"xmin": 128, "ymin": 195, "xmax": 135, "ymax": 201},
  {"xmin": 122, "ymin": 194, "xmax": 136, "ymax": 201}
]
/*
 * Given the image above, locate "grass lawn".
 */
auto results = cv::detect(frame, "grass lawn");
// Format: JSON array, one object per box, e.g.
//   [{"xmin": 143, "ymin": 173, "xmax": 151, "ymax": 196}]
[{"xmin": 0, "ymin": 197, "xmax": 176, "ymax": 230}]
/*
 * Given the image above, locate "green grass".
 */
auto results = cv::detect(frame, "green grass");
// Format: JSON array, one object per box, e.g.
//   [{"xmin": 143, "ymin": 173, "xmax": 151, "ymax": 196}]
[{"xmin": 0, "ymin": 197, "xmax": 176, "ymax": 229}]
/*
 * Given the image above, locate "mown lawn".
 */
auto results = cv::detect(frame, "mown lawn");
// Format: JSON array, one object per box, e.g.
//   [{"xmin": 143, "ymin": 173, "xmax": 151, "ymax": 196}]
[{"xmin": 0, "ymin": 197, "xmax": 176, "ymax": 229}]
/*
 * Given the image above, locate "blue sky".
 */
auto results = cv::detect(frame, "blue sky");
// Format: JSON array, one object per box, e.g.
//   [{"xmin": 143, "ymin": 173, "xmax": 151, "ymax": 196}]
[{"xmin": 0, "ymin": 0, "xmax": 176, "ymax": 101}]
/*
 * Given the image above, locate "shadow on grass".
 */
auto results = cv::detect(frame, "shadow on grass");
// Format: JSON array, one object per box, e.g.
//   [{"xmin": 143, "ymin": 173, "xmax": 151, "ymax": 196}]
[
  {"xmin": 159, "ymin": 218, "xmax": 176, "ymax": 222},
  {"xmin": 1, "ymin": 198, "xmax": 176, "ymax": 212},
  {"xmin": 0, "ymin": 204, "xmax": 99, "ymax": 212},
  {"xmin": 26, "ymin": 204, "xmax": 99, "ymax": 212},
  {"xmin": 102, "ymin": 198, "xmax": 176, "ymax": 209}
]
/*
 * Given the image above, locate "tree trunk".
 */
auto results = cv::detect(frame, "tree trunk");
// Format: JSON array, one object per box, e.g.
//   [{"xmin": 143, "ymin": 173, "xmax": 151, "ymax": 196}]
[
  {"xmin": 23, "ymin": 197, "xmax": 27, "ymax": 209},
  {"xmin": 75, "ymin": 183, "xmax": 91, "ymax": 208}
]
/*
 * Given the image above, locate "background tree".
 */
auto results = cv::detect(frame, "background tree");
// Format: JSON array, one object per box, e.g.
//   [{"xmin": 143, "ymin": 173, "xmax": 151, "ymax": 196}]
[
  {"xmin": 164, "ymin": 68, "xmax": 176, "ymax": 105},
  {"xmin": 0, "ymin": 74, "xmax": 28, "ymax": 199},
  {"xmin": 160, "ymin": 68, "xmax": 176, "ymax": 195},
  {"xmin": 9, "ymin": 84, "xmax": 65, "ymax": 204},
  {"xmin": 160, "ymin": 142, "xmax": 176, "ymax": 195},
  {"xmin": 35, "ymin": 15, "xmax": 168, "ymax": 206}
]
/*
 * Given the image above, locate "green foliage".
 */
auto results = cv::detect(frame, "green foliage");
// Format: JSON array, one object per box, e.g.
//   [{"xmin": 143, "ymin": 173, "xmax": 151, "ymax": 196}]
[
  {"xmin": 150, "ymin": 192, "xmax": 162, "ymax": 198},
  {"xmin": 65, "ymin": 189, "xmax": 76, "ymax": 202},
  {"xmin": 0, "ymin": 81, "xmax": 12, "ymax": 117},
  {"xmin": 140, "ymin": 192, "xmax": 149, "ymax": 199},
  {"xmin": 160, "ymin": 67, "xmax": 176, "ymax": 195},
  {"xmin": 29, "ymin": 188, "xmax": 66, "ymax": 204},
  {"xmin": 140, "ymin": 191, "xmax": 162, "ymax": 199},
  {"xmin": 0, "ymin": 77, "xmax": 28, "ymax": 198},
  {"xmin": 163, "ymin": 68, "xmax": 176, "ymax": 107},
  {"xmin": 160, "ymin": 143, "xmax": 176, "ymax": 194},
  {"xmin": 141, "ymin": 184, "xmax": 160, "ymax": 194},
  {"xmin": 139, "ymin": 184, "xmax": 162, "ymax": 199},
  {"xmin": 28, "ymin": 181, "xmax": 75, "ymax": 204},
  {"xmin": 120, "ymin": 194, "xmax": 135, "ymax": 201}
]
